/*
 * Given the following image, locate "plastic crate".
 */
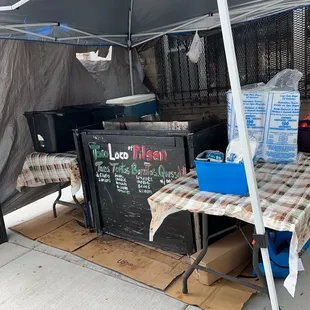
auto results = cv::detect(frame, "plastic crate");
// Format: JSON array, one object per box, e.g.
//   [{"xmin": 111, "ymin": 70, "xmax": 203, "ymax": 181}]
[{"xmin": 195, "ymin": 154, "xmax": 248, "ymax": 196}]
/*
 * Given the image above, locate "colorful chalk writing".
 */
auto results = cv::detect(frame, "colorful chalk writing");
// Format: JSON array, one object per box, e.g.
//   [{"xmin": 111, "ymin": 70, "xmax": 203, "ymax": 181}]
[
  {"xmin": 136, "ymin": 175, "xmax": 153, "ymax": 195},
  {"xmin": 132, "ymin": 145, "xmax": 167, "ymax": 162},
  {"xmin": 90, "ymin": 142, "xmax": 187, "ymax": 195},
  {"xmin": 110, "ymin": 162, "xmax": 130, "ymax": 175},
  {"xmin": 90, "ymin": 144, "xmax": 109, "ymax": 161},
  {"xmin": 115, "ymin": 174, "xmax": 130, "ymax": 195},
  {"xmin": 108, "ymin": 143, "xmax": 129, "ymax": 160},
  {"xmin": 95, "ymin": 161, "xmax": 111, "ymax": 173},
  {"xmin": 94, "ymin": 162, "xmax": 181, "ymax": 179},
  {"xmin": 95, "ymin": 161, "xmax": 111, "ymax": 183},
  {"xmin": 96, "ymin": 172, "xmax": 111, "ymax": 183},
  {"xmin": 89, "ymin": 142, "xmax": 168, "ymax": 162}
]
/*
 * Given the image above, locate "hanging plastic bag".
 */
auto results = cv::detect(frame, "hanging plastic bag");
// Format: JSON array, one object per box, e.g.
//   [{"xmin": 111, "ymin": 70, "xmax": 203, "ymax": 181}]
[{"xmin": 186, "ymin": 31, "xmax": 202, "ymax": 64}]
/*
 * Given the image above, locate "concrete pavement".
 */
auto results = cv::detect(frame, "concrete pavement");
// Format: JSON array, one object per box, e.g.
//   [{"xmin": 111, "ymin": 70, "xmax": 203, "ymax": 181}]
[{"xmin": 1, "ymin": 188, "xmax": 310, "ymax": 309}]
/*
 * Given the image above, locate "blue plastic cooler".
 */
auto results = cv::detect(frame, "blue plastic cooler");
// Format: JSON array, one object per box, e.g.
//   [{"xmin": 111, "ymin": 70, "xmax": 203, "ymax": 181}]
[{"xmin": 106, "ymin": 94, "xmax": 156, "ymax": 117}]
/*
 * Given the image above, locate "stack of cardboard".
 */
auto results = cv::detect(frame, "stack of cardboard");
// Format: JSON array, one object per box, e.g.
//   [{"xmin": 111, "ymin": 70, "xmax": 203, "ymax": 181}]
[{"xmin": 191, "ymin": 225, "xmax": 253, "ymax": 286}]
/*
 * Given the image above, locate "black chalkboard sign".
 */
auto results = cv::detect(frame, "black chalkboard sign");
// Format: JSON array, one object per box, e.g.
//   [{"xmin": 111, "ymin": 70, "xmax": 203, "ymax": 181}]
[
  {"xmin": 78, "ymin": 122, "xmax": 232, "ymax": 254},
  {"xmin": 85, "ymin": 134, "xmax": 195, "ymax": 254}
]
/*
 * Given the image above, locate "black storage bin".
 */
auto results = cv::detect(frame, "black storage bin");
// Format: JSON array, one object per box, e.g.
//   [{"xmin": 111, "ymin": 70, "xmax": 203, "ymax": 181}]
[
  {"xmin": 77, "ymin": 117, "xmax": 233, "ymax": 254},
  {"xmin": 64, "ymin": 103, "xmax": 124, "ymax": 123},
  {"xmin": 25, "ymin": 109, "xmax": 92, "ymax": 153},
  {"xmin": 25, "ymin": 104, "xmax": 124, "ymax": 153},
  {"xmin": 298, "ymin": 120, "xmax": 310, "ymax": 153}
]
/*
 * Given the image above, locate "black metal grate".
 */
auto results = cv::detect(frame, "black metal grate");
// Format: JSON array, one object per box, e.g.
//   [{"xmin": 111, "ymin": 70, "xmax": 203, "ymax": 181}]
[{"xmin": 148, "ymin": 6, "xmax": 310, "ymax": 112}]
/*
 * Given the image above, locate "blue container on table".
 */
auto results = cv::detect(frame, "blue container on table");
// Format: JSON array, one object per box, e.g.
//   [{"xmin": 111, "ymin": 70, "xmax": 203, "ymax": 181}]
[
  {"xmin": 195, "ymin": 151, "xmax": 249, "ymax": 196},
  {"xmin": 106, "ymin": 94, "xmax": 156, "ymax": 117}
]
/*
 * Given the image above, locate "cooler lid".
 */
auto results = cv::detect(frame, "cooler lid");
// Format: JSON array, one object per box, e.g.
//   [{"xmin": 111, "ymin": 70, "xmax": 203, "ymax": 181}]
[{"xmin": 106, "ymin": 94, "xmax": 155, "ymax": 106}]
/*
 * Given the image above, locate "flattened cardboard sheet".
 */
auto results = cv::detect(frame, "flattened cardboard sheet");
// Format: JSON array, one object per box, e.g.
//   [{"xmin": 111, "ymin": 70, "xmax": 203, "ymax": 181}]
[
  {"xmin": 165, "ymin": 262, "xmax": 259, "ymax": 310},
  {"xmin": 75, "ymin": 235, "xmax": 188, "ymax": 290},
  {"xmin": 38, "ymin": 220, "xmax": 96, "ymax": 252},
  {"xmin": 9, "ymin": 206, "xmax": 75, "ymax": 239}
]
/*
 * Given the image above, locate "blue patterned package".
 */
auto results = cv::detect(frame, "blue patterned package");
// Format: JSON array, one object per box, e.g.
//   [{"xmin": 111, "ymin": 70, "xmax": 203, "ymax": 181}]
[
  {"xmin": 196, "ymin": 150, "xmax": 224, "ymax": 163},
  {"xmin": 227, "ymin": 69, "xmax": 302, "ymax": 163}
]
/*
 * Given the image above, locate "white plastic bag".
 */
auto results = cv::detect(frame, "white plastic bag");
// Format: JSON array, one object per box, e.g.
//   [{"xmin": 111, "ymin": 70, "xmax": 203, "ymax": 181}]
[
  {"xmin": 186, "ymin": 31, "xmax": 202, "ymax": 64},
  {"xmin": 226, "ymin": 138, "xmax": 258, "ymax": 164},
  {"xmin": 265, "ymin": 69, "xmax": 302, "ymax": 91}
]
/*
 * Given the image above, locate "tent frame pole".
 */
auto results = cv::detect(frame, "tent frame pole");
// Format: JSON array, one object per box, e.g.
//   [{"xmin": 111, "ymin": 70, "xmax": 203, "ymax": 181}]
[
  {"xmin": 131, "ymin": 13, "xmax": 211, "ymax": 48},
  {"xmin": 131, "ymin": 0, "xmax": 297, "ymax": 48},
  {"xmin": 129, "ymin": 49, "xmax": 134, "ymax": 95},
  {"xmin": 128, "ymin": 0, "xmax": 134, "ymax": 95},
  {"xmin": 0, "ymin": 23, "xmax": 59, "ymax": 41},
  {"xmin": 6, "ymin": 26, "xmax": 56, "ymax": 40},
  {"xmin": 0, "ymin": 0, "xmax": 30, "ymax": 11},
  {"xmin": 59, "ymin": 25, "xmax": 127, "ymax": 47},
  {"xmin": 0, "ymin": 23, "xmax": 59, "ymax": 28},
  {"xmin": 216, "ymin": 0, "xmax": 279, "ymax": 309},
  {"xmin": 130, "ymin": 4, "xmax": 256, "ymax": 48},
  {"xmin": 57, "ymin": 34, "xmax": 127, "ymax": 40}
]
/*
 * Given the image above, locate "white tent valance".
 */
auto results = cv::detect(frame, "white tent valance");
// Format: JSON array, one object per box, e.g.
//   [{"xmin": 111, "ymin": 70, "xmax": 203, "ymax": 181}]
[{"xmin": 0, "ymin": 0, "xmax": 306, "ymax": 47}]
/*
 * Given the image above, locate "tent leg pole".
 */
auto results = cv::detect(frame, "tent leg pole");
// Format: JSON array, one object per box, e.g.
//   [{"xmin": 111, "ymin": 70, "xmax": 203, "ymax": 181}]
[
  {"xmin": 216, "ymin": 0, "xmax": 279, "ymax": 309},
  {"xmin": 128, "ymin": 1, "xmax": 134, "ymax": 96},
  {"xmin": 129, "ymin": 48, "xmax": 134, "ymax": 95}
]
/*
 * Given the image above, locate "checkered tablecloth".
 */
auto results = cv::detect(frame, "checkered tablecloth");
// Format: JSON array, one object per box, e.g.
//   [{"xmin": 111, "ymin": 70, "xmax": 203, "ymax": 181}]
[
  {"xmin": 17, "ymin": 152, "xmax": 81, "ymax": 195},
  {"xmin": 148, "ymin": 153, "xmax": 310, "ymax": 297}
]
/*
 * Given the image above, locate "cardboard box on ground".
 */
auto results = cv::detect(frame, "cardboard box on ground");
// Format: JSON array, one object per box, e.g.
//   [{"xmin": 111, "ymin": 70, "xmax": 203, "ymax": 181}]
[{"xmin": 191, "ymin": 224, "xmax": 253, "ymax": 286}]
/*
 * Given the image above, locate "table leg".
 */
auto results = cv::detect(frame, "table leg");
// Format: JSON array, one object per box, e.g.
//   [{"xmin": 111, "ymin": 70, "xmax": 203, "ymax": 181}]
[
  {"xmin": 0, "ymin": 206, "xmax": 8, "ymax": 244},
  {"xmin": 52, "ymin": 183, "xmax": 89, "ymax": 228},
  {"xmin": 53, "ymin": 184, "xmax": 62, "ymax": 218},
  {"xmin": 182, "ymin": 215, "xmax": 268, "ymax": 295},
  {"xmin": 72, "ymin": 195, "xmax": 88, "ymax": 228},
  {"xmin": 182, "ymin": 213, "xmax": 208, "ymax": 294}
]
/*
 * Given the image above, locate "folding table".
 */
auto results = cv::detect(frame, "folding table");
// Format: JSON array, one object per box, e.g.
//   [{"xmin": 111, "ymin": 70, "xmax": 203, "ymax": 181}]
[
  {"xmin": 148, "ymin": 153, "xmax": 310, "ymax": 300},
  {"xmin": 17, "ymin": 152, "xmax": 89, "ymax": 227}
]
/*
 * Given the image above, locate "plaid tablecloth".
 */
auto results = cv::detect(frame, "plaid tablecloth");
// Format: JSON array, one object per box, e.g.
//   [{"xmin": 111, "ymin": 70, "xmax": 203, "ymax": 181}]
[
  {"xmin": 148, "ymin": 153, "xmax": 310, "ymax": 297},
  {"xmin": 17, "ymin": 152, "xmax": 81, "ymax": 195}
]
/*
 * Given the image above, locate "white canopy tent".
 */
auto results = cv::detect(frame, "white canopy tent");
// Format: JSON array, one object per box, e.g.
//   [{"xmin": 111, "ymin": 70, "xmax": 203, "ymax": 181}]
[
  {"xmin": 0, "ymin": 0, "xmax": 307, "ymax": 95},
  {"xmin": 0, "ymin": 1, "xmax": 308, "ymax": 308}
]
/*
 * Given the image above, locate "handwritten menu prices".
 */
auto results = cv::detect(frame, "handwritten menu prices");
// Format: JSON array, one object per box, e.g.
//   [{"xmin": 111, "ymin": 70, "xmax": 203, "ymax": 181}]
[
  {"xmin": 90, "ymin": 142, "xmax": 187, "ymax": 196},
  {"xmin": 95, "ymin": 161, "xmax": 111, "ymax": 183},
  {"xmin": 136, "ymin": 175, "xmax": 152, "ymax": 195},
  {"xmin": 115, "ymin": 174, "xmax": 130, "ymax": 195}
]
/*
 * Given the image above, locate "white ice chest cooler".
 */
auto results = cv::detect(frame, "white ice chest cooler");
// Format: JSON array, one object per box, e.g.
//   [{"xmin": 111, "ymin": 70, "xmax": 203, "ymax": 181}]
[{"xmin": 106, "ymin": 94, "xmax": 157, "ymax": 117}]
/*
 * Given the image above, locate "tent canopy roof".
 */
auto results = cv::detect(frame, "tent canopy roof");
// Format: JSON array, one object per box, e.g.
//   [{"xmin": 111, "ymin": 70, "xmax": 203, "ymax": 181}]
[{"xmin": 0, "ymin": 0, "xmax": 307, "ymax": 47}]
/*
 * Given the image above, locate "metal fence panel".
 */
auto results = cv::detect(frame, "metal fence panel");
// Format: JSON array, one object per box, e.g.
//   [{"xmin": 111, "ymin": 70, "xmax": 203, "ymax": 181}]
[{"xmin": 143, "ymin": 7, "xmax": 310, "ymax": 118}]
